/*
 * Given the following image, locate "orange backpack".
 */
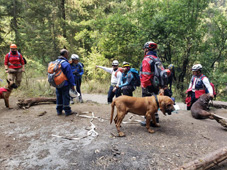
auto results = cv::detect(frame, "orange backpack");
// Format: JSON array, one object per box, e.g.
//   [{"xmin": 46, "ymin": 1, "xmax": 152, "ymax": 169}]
[{"xmin": 48, "ymin": 60, "xmax": 68, "ymax": 88}]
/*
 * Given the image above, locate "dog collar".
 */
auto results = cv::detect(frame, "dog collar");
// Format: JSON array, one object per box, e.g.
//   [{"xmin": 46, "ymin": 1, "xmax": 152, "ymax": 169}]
[{"xmin": 154, "ymin": 95, "xmax": 159, "ymax": 108}]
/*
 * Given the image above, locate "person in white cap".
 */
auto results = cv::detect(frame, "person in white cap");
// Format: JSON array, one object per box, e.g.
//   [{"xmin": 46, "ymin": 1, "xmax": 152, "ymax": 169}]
[
  {"xmin": 96, "ymin": 60, "xmax": 122, "ymax": 104},
  {"xmin": 186, "ymin": 64, "xmax": 214, "ymax": 110}
]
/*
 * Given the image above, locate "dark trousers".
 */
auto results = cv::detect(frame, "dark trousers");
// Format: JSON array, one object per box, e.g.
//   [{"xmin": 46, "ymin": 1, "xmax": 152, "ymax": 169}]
[
  {"xmin": 56, "ymin": 85, "xmax": 71, "ymax": 115},
  {"xmin": 142, "ymin": 85, "xmax": 159, "ymax": 123},
  {"xmin": 122, "ymin": 86, "xmax": 134, "ymax": 97},
  {"xmin": 142, "ymin": 85, "xmax": 159, "ymax": 97},
  {"xmin": 75, "ymin": 78, "xmax": 82, "ymax": 96},
  {"xmin": 187, "ymin": 92, "xmax": 198, "ymax": 110},
  {"xmin": 108, "ymin": 85, "xmax": 121, "ymax": 103}
]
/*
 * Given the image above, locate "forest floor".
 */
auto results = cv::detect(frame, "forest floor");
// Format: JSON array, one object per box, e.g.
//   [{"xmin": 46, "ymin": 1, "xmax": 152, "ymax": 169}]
[{"xmin": 0, "ymin": 94, "xmax": 227, "ymax": 170}]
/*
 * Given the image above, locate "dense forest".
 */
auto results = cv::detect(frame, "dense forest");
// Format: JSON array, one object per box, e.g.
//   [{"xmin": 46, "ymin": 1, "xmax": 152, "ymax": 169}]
[{"xmin": 0, "ymin": 0, "xmax": 226, "ymax": 100}]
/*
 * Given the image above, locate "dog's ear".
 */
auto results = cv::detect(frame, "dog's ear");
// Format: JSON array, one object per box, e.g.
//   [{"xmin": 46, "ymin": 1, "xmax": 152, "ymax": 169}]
[
  {"xmin": 6, "ymin": 79, "xmax": 10, "ymax": 85},
  {"xmin": 160, "ymin": 101, "xmax": 166, "ymax": 115}
]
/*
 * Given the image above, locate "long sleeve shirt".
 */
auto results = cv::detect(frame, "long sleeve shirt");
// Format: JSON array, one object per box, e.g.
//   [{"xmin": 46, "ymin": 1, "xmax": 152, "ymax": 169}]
[
  {"xmin": 188, "ymin": 75, "xmax": 213, "ymax": 95},
  {"xmin": 57, "ymin": 56, "xmax": 75, "ymax": 87},
  {"xmin": 98, "ymin": 66, "xmax": 122, "ymax": 86},
  {"xmin": 119, "ymin": 70, "xmax": 134, "ymax": 88}
]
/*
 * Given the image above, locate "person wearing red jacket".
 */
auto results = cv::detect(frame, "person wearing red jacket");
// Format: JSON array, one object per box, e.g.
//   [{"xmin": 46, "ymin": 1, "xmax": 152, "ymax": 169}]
[
  {"xmin": 140, "ymin": 41, "xmax": 162, "ymax": 126},
  {"xmin": 4, "ymin": 44, "xmax": 25, "ymax": 86}
]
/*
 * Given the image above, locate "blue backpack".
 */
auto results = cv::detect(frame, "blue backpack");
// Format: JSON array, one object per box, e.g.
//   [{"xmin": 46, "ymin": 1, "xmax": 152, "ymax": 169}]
[{"xmin": 130, "ymin": 68, "xmax": 141, "ymax": 87}]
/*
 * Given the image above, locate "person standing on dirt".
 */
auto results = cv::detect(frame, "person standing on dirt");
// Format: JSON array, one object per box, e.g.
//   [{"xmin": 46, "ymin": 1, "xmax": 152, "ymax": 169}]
[
  {"xmin": 186, "ymin": 64, "xmax": 214, "ymax": 110},
  {"xmin": 55, "ymin": 49, "xmax": 77, "ymax": 116},
  {"xmin": 70, "ymin": 54, "xmax": 84, "ymax": 104},
  {"xmin": 167, "ymin": 64, "xmax": 176, "ymax": 92},
  {"xmin": 116, "ymin": 62, "xmax": 135, "ymax": 96},
  {"xmin": 4, "ymin": 44, "xmax": 25, "ymax": 87},
  {"xmin": 96, "ymin": 60, "xmax": 122, "ymax": 104},
  {"xmin": 140, "ymin": 41, "xmax": 161, "ymax": 126}
]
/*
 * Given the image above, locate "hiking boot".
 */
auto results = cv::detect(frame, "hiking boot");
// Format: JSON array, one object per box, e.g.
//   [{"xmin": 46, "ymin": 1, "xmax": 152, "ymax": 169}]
[
  {"xmin": 57, "ymin": 112, "xmax": 62, "ymax": 116},
  {"xmin": 140, "ymin": 119, "xmax": 159, "ymax": 127},
  {"xmin": 70, "ymin": 99, "xmax": 74, "ymax": 104},
  {"xmin": 79, "ymin": 96, "xmax": 83, "ymax": 103},
  {"xmin": 65, "ymin": 111, "xmax": 77, "ymax": 117}
]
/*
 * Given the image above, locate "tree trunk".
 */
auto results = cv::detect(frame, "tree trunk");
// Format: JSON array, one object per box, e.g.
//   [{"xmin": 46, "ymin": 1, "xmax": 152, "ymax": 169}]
[
  {"xmin": 17, "ymin": 97, "xmax": 56, "ymax": 109},
  {"xmin": 12, "ymin": 0, "xmax": 19, "ymax": 44},
  {"xmin": 60, "ymin": 0, "xmax": 66, "ymax": 38}
]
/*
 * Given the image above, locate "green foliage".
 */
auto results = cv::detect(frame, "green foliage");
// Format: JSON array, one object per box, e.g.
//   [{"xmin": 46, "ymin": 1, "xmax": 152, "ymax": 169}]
[{"xmin": 0, "ymin": 0, "xmax": 226, "ymax": 100}]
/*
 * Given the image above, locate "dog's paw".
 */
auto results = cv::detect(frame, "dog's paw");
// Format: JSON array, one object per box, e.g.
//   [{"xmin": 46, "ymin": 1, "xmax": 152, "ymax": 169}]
[
  {"xmin": 118, "ymin": 132, "xmax": 126, "ymax": 137},
  {"xmin": 8, "ymin": 107, "xmax": 13, "ymax": 109},
  {"xmin": 148, "ymin": 129, "xmax": 155, "ymax": 133},
  {"xmin": 153, "ymin": 123, "xmax": 160, "ymax": 127}
]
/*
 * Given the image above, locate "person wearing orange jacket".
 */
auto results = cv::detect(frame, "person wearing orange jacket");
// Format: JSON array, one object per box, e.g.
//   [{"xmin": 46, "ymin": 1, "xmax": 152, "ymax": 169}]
[{"xmin": 4, "ymin": 44, "xmax": 25, "ymax": 86}]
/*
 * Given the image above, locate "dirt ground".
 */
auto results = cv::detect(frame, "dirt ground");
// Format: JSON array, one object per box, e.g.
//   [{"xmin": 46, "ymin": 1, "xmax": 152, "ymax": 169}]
[{"xmin": 0, "ymin": 94, "xmax": 227, "ymax": 170}]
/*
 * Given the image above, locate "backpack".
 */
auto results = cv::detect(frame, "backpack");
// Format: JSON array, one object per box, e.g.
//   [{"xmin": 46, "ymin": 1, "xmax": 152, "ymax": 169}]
[
  {"xmin": 130, "ymin": 68, "xmax": 141, "ymax": 87},
  {"xmin": 48, "ymin": 60, "xmax": 68, "ymax": 88},
  {"xmin": 149, "ymin": 57, "xmax": 168, "ymax": 89},
  {"xmin": 114, "ymin": 67, "xmax": 124, "ymax": 77}
]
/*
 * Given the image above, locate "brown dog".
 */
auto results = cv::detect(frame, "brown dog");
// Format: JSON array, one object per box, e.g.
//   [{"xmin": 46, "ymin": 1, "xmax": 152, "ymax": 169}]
[
  {"xmin": 0, "ymin": 80, "xmax": 18, "ymax": 108},
  {"xmin": 191, "ymin": 94, "xmax": 212, "ymax": 119},
  {"xmin": 110, "ymin": 95, "xmax": 175, "ymax": 137}
]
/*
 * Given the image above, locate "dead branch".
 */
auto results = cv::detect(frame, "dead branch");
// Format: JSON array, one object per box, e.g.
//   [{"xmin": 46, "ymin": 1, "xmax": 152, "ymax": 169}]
[
  {"xmin": 177, "ymin": 147, "xmax": 227, "ymax": 170},
  {"xmin": 211, "ymin": 113, "xmax": 227, "ymax": 128},
  {"xmin": 17, "ymin": 97, "xmax": 56, "ymax": 109}
]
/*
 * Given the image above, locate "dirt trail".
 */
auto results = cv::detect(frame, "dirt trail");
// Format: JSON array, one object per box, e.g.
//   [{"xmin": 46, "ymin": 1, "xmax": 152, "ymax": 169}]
[{"xmin": 0, "ymin": 95, "xmax": 226, "ymax": 170}]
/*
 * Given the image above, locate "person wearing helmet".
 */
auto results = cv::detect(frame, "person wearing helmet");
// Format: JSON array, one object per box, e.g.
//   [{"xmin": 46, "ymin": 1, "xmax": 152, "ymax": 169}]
[
  {"xmin": 116, "ymin": 62, "xmax": 135, "ymax": 96},
  {"xmin": 140, "ymin": 41, "xmax": 163, "ymax": 127},
  {"xmin": 163, "ymin": 69, "xmax": 173, "ymax": 97},
  {"xmin": 167, "ymin": 64, "xmax": 176, "ymax": 91},
  {"xmin": 186, "ymin": 64, "xmax": 214, "ymax": 110},
  {"xmin": 96, "ymin": 60, "xmax": 122, "ymax": 104},
  {"xmin": 4, "ymin": 44, "xmax": 25, "ymax": 86},
  {"xmin": 70, "ymin": 54, "xmax": 84, "ymax": 104}
]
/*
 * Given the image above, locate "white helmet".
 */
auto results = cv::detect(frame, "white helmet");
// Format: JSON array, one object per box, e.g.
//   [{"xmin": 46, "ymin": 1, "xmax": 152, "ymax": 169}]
[
  {"xmin": 192, "ymin": 64, "xmax": 202, "ymax": 71},
  {"xmin": 71, "ymin": 54, "xmax": 79, "ymax": 60},
  {"xmin": 112, "ymin": 60, "xmax": 119, "ymax": 66}
]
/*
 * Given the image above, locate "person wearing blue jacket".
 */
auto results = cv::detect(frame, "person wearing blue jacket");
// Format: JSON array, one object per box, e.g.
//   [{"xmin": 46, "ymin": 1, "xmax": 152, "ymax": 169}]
[
  {"xmin": 56, "ymin": 49, "xmax": 76, "ymax": 116},
  {"xmin": 70, "ymin": 54, "xmax": 84, "ymax": 103},
  {"xmin": 117, "ymin": 62, "xmax": 135, "ymax": 96}
]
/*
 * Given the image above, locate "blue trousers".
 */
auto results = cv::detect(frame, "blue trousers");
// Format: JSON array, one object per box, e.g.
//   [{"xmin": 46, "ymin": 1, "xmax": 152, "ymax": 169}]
[
  {"xmin": 107, "ymin": 85, "xmax": 121, "ymax": 103},
  {"xmin": 56, "ymin": 85, "xmax": 71, "ymax": 115}
]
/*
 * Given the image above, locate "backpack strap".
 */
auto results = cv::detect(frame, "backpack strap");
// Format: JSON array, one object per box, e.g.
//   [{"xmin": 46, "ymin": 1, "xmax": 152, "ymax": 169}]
[{"xmin": 8, "ymin": 52, "xmax": 22, "ymax": 66}]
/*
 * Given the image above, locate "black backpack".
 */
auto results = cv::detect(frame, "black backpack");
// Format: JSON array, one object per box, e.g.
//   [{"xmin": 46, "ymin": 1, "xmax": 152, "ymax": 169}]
[{"xmin": 146, "ymin": 56, "xmax": 168, "ymax": 89}]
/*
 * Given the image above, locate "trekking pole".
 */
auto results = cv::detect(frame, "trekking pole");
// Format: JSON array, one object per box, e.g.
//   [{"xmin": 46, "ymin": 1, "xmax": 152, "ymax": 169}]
[{"xmin": 24, "ymin": 71, "xmax": 29, "ymax": 88}]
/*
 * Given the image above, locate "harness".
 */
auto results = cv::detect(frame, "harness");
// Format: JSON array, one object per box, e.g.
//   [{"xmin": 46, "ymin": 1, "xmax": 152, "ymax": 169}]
[
  {"xmin": 8, "ymin": 52, "xmax": 22, "ymax": 67},
  {"xmin": 0, "ymin": 88, "xmax": 8, "ymax": 98},
  {"xmin": 154, "ymin": 94, "xmax": 159, "ymax": 108}
]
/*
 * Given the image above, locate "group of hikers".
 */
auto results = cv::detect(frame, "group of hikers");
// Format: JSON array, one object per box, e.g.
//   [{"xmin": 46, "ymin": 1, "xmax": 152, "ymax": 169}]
[{"xmin": 3, "ymin": 42, "xmax": 214, "ymax": 119}]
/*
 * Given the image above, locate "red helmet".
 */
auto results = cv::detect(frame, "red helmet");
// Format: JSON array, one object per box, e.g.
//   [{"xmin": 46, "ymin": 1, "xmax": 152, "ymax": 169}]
[
  {"xmin": 165, "ymin": 69, "xmax": 171, "ymax": 77},
  {"xmin": 143, "ymin": 41, "xmax": 157, "ymax": 50},
  {"xmin": 10, "ymin": 44, "xmax": 17, "ymax": 49}
]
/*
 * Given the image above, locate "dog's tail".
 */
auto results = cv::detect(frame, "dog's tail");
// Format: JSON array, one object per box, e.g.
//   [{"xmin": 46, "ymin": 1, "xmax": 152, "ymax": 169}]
[{"xmin": 110, "ymin": 100, "xmax": 115, "ymax": 124}]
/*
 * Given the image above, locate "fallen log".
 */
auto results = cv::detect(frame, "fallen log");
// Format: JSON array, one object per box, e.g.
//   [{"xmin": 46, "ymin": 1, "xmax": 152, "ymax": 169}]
[
  {"xmin": 211, "ymin": 113, "xmax": 227, "ymax": 128},
  {"xmin": 17, "ymin": 97, "xmax": 56, "ymax": 109},
  {"xmin": 177, "ymin": 147, "xmax": 227, "ymax": 170},
  {"xmin": 211, "ymin": 101, "xmax": 227, "ymax": 109}
]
